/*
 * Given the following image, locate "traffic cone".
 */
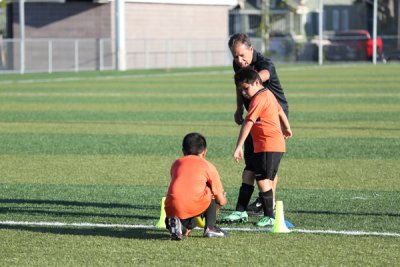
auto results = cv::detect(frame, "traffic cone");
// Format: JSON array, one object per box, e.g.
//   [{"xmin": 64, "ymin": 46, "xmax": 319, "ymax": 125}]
[
  {"xmin": 271, "ymin": 201, "xmax": 291, "ymax": 233},
  {"xmin": 155, "ymin": 197, "xmax": 166, "ymax": 228},
  {"xmin": 195, "ymin": 216, "xmax": 205, "ymax": 228}
]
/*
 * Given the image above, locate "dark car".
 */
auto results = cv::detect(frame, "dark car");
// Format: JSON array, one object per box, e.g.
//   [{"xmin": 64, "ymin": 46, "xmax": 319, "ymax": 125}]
[
  {"xmin": 324, "ymin": 30, "xmax": 383, "ymax": 61},
  {"xmin": 385, "ymin": 49, "xmax": 400, "ymax": 62}
]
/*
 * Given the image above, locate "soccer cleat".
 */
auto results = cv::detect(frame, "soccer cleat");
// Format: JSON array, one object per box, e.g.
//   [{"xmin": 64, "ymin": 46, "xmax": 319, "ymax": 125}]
[
  {"xmin": 203, "ymin": 226, "xmax": 229, "ymax": 238},
  {"xmin": 168, "ymin": 216, "xmax": 183, "ymax": 241},
  {"xmin": 246, "ymin": 198, "xmax": 263, "ymax": 216},
  {"xmin": 256, "ymin": 216, "xmax": 275, "ymax": 227},
  {"xmin": 222, "ymin": 211, "xmax": 248, "ymax": 223}
]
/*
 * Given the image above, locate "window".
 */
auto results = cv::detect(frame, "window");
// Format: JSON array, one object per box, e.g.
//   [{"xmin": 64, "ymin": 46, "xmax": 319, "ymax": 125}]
[
  {"xmin": 341, "ymin": 10, "xmax": 349, "ymax": 30},
  {"xmin": 333, "ymin": 9, "xmax": 339, "ymax": 31}
]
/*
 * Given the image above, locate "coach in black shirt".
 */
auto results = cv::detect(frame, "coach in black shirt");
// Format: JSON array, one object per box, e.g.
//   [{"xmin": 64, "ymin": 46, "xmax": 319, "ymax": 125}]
[{"xmin": 223, "ymin": 33, "xmax": 289, "ymax": 222}]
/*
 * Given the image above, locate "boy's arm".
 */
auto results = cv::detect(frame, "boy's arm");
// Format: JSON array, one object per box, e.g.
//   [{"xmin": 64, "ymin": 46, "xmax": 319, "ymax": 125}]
[
  {"xmin": 279, "ymin": 108, "xmax": 293, "ymax": 139},
  {"xmin": 214, "ymin": 191, "xmax": 227, "ymax": 208},
  {"xmin": 234, "ymin": 120, "xmax": 254, "ymax": 162}
]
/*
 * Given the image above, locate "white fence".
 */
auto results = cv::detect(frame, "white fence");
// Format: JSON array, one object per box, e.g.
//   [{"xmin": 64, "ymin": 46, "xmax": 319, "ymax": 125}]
[
  {"xmin": 0, "ymin": 38, "xmax": 231, "ymax": 74},
  {"xmin": 0, "ymin": 35, "xmax": 398, "ymax": 74}
]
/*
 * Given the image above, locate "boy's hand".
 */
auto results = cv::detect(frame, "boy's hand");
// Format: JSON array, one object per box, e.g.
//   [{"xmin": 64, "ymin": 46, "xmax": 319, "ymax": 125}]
[
  {"xmin": 233, "ymin": 147, "xmax": 243, "ymax": 162},
  {"xmin": 216, "ymin": 192, "xmax": 227, "ymax": 214},
  {"xmin": 283, "ymin": 128, "xmax": 293, "ymax": 139}
]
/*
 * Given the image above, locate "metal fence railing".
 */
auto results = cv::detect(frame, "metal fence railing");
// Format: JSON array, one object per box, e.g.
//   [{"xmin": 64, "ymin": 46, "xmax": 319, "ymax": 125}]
[
  {"xmin": 0, "ymin": 35, "xmax": 398, "ymax": 74},
  {"xmin": 0, "ymin": 38, "xmax": 232, "ymax": 74}
]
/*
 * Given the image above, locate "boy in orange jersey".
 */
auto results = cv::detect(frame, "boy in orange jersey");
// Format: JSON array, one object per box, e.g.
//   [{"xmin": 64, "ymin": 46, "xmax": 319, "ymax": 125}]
[
  {"xmin": 232, "ymin": 68, "xmax": 292, "ymax": 227},
  {"xmin": 164, "ymin": 132, "xmax": 228, "ymax": 240}
]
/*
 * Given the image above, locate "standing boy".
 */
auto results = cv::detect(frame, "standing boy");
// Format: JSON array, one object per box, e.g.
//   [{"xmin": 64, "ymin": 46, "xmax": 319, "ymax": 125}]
[
  {"xmin": 165, "ymin": 132, "xmax": 228, "ymax": 240},
  {"xmin": 232, "ymin": 68, "xmax": 292, "ymax": 226},
  {"xmin": 225, "ymin": 33, "xmax": 289, "ymax": 222}
]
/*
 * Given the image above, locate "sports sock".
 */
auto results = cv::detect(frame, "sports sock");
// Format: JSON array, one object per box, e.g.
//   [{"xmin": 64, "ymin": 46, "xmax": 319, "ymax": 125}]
[
  {"xmin": 235, "ymin": 183, "xmax": 254, "ymax": 212},
  {"xmin": 204, "ymin": 199, "xmax": 217, "ymax": 228},
  {"xmin": 259, "ymin": 189, "xmax": 274, "ymax": 218}
]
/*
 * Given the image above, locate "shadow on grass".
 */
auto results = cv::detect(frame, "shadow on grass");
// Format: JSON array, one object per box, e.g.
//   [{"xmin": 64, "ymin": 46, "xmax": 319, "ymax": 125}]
[
  {"xmin": 0, "ymin": 207, "xmax": 156, "ymax": 220},
  {"xmin": 0, "ymin": 224, "xmax": 168, "ymax": 240},
  {"xmin": 0, "ymin": 199, "xmax": 158, "ymax": 210},
  {"xmin": 0, "ymin": 198, "xmax": 159, "ymax": 220}
]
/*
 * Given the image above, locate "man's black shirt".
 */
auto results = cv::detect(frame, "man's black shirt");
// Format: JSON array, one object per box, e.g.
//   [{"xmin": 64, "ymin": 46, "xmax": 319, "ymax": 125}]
[{"xmin": 233, "ymin": 50, "xmax": 288, "ymax": 113}]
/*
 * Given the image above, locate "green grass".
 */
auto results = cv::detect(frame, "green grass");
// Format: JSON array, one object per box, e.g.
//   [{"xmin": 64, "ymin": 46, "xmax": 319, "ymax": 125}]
[{"xmin": 1, "ymin": 64, "xmax": 400, "ymax": 266}]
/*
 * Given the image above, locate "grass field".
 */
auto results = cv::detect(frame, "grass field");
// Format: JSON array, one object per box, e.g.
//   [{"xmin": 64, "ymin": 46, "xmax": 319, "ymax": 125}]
[{"xmin": 0, "ymin": 64, "xmax": 399, "ymax": 266}]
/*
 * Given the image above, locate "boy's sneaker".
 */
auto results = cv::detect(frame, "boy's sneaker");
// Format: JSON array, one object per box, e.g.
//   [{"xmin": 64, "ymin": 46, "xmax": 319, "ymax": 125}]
[
  {"xmin": 256, "ymin": 216, "xmax": 275, "ymax": 227},
  {"xmin": 246, "ymin": 198, "xmax": 263, "ymax": 216},
  {"xmin": 203, "ymin": 226, "xmax": 229, "ymax": 238},
  {"xmin": 222, "ymin": 211, "xmax": 248, "ymax": 223},
  {"xmin": 168, "ymin": 216, "xmax": 183, "ymax": 241}
]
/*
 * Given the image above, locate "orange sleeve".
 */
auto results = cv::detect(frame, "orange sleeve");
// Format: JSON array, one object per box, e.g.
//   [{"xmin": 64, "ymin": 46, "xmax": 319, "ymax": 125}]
[{"xmin": 245, "ymin": 95, "xmax": 262, "ymax": 123}]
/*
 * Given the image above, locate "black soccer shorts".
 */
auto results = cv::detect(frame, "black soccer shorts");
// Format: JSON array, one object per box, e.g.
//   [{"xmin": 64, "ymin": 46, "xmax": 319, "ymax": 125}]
[{"xmin": 253, "ymin": 152, "xmax": 284, "ymax": 181}]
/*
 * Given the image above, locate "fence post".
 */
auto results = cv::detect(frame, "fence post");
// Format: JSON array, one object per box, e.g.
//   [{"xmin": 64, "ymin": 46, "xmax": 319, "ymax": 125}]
[
  {"xmin": 318, "ymin": 0, "xmax": 324, "ymax": 65},
  {"xmin": 48, "ymin": 39, "xmax": 52, "ymax": 73},
  {"xmin": 187, "ymin": 40, "xmax": 191, "ymax": 67},
  {"xmin": 75, "ymin": 39, "xmax": 79, "ymax": 72},
  {"xmin": 99, "ymin": 38, "xmax": 104, "ymax": 71}
]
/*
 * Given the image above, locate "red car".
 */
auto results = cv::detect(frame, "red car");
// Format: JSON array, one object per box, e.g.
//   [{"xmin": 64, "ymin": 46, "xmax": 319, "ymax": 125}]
[{"xmin": 325, "ymin": 30, "xmax": 383, "ymax": 61}]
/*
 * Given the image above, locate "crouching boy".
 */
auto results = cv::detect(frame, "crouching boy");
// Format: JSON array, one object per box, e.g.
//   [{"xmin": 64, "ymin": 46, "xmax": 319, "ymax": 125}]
[{"xmin": 165, "ymin": 132, "xmax": 228, "ymax": 240}]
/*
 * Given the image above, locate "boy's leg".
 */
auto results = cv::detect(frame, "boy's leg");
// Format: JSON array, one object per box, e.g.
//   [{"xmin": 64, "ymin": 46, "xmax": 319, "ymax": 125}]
[
  {"xmin": 257, "ymin": 179, "xmax": 274, "ymax": 218},
  {"xmin": 204, "ymin": 199, "xmax": 217, "ymax": 228},
  {"xmin": 254, "ymin": 152, "xmax": 283, "ymax": 227},
  {"xmin": 203, "ymin": 199, "xmax": 228, "ymax": 238},
  {"xmin": 165, "ymin": 216, "xmax": 184, "ymax": 241},
  {"xmin": 165, "ymin": 216, "xmax": 194, "ymax": 240}
]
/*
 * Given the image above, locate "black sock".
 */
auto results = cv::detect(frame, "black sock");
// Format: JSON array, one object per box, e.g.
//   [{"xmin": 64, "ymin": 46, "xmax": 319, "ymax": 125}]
[
  {"xmin": 235, "ymin": 183, "xmax": 254, "ymax": 212},
  {"xmin": 204, "ymin": 199, "xmax": 217, "ymax": 228},
  {"xmin": 259, "ymin": 190, "xmax": 274, "ymax": 218}
]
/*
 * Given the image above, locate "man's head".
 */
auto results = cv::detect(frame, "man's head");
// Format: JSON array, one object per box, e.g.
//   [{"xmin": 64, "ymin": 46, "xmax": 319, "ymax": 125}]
[
  {"xmin": 234, "ymin": 68, "xmax": 263, "ymax": 99},
  {"xmin": 228, "ymin": 33, "xmax": 254, "ymax": 69},
  {"xmin": 182, "ymin": 132, "xmax": 207, "ymax": 156}
]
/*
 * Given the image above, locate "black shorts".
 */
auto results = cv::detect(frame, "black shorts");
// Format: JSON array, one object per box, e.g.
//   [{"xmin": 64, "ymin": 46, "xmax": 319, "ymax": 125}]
[
  {"xmin": 253, "ymin": 152, "xmax": 284, "ymax": 181},
  {"xmin": 244, "ymin": 108, "xmax": 288, "ymax": 172},
  {"xmin": 244, "ymin": 135, "xmax": 255, "ymax": 172}
]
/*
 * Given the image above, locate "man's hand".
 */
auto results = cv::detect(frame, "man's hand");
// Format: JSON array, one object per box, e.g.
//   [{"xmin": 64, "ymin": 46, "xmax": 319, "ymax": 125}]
[{"xmin": 234, "ymin": 108, "xmax": 244, "ymax": 125}]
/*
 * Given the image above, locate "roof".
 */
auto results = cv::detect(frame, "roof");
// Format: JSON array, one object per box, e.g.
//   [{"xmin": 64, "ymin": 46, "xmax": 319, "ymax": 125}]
[{"xmin": 12, "ymin": 0, "xmax": 238, "ymax": 6}]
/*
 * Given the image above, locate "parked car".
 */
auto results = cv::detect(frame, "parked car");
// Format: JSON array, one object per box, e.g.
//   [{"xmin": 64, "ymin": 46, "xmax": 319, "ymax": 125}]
[
  {"xmin": 324, "ymin": 30, "xmax": 383, "ymax": 61},
  {"xmin": 384, "ymin": 49, "xmax": 400, "ymax": 62},
  {"xmin": 269, "ymin": 32, "xmax": 296, "ymax": 62}
]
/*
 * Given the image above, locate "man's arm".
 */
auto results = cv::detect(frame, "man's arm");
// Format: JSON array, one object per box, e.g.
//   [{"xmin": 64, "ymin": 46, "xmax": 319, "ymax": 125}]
[
  {"xmin": 234, "ymin": 86, "xmax": 244, "ymax": 125},
  {"xmin": 258, "ymin": 69, "xmax": 270, "ymax": 83},
  {"xmin": 233, "ymin": 120, "xmax": 254, "ymax": 162}
]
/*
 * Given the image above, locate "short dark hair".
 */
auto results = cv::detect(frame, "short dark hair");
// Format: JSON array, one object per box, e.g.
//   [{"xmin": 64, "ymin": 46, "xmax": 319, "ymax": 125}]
[
  {"xmin": 228, "ymin": 33, "xmax": 252, "ymax": 51},
  {"xmin": 234, "ymin": 68, "xmax": 262, "ymax": 86},
  {"xmin": 182, "ymin": 132, "xmax": 207, "ymax": 155}
]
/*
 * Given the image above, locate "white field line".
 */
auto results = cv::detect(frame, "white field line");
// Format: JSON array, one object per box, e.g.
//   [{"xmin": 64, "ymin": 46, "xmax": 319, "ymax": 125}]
[{"xmin": 1, "ymin": 220, "xmax": 399, "ymax": 238}]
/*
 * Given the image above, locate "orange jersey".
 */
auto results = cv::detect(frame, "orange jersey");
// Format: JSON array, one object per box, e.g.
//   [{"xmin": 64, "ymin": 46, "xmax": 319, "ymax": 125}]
[
  {"xmin": 165, "ymin": 155, "xmax": 224, "ymax": 219},
  {"xmin": 245, "ymin": 89, "xmax": 285, "ymax": 153}
]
